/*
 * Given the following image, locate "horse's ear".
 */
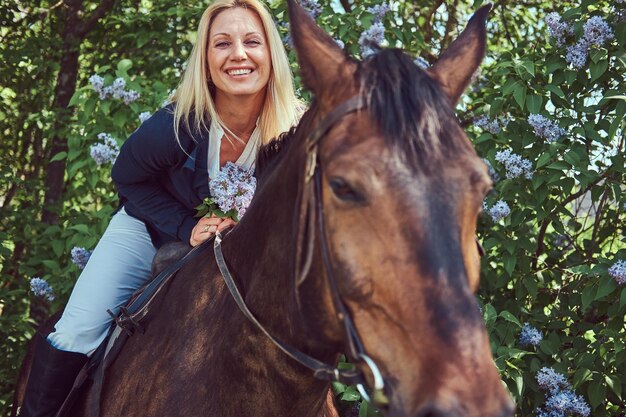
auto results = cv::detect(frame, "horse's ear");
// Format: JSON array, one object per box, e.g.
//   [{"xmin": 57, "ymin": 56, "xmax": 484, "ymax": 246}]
[
  {"xmin": 427, "ymin": 4, "xmax": 491, "ymax": 106},
  {"xmin": 287, "ymin": 0, "xmax": 354, "ymax": 100}
]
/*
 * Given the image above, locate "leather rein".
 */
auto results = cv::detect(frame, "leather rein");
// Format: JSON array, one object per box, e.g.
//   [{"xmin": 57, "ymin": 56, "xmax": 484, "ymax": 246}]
[{"xmin": 213, "ymin": 96, "xmax": 390, "ymax": 407}]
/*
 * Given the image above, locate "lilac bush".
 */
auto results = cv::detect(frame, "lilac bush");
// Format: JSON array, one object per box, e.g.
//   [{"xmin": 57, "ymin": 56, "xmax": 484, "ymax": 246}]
[
  {"xmin": 30, "ymin": 277, "xmax": 55, "ymax": 301},
  {"xmin": 90, "ymin": 133, "xmax": 120, "ymax": 166}
]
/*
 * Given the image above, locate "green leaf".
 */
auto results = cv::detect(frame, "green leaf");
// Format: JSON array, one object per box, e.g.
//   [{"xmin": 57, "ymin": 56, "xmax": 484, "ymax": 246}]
[
  {"xmin": 536, "ymin": 153, "xmax": 551, "ymax": 169},
  {"xmin": 589, "ymin": 60, "xmax": 608, "ymax": 83},
  {"xmin": 499, "ymin": 311, "xmax": 521, "ymax": 327},
  {"xmin": 605, "ymin": 374, "xmax": 622, "ymax": 400},
  {"xmin": 513, "ymin": 84, "xmax": 527, "ymax": 110},
  {"xmin": 581, "ymin": 285, "xmax": 597, "ymax": 311},
  {"xmin": 50, "ymin": 152, "xmax": 67, "ymax": 162},
  {"xmin": 588, "ymin": 380, "xmax": 607, "ymax": 409},
  {"xmin": 526, "ymin": 95, "xmax": 543, "ymax": 113},
  {"xmin": 117, "ymin": 59, "xmax": 133, "ymax": 72}
]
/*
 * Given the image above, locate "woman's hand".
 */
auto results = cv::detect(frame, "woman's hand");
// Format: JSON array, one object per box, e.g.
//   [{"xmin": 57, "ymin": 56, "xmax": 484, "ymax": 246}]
[{"xmin": 189, "ymin": 215, "xmax": 236, "ymax": 247}]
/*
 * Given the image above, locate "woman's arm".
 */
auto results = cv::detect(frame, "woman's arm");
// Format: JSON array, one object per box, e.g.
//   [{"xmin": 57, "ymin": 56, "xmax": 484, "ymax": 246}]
[{"xmin": 111, "ymin": 108, "xmax": 198, "ymax": 243}]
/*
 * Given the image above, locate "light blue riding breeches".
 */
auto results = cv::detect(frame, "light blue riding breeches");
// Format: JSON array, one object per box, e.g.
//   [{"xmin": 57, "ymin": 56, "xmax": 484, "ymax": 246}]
[{"xmin": 47, "ymin": 207, "xmax": 157, "ymax": 356}]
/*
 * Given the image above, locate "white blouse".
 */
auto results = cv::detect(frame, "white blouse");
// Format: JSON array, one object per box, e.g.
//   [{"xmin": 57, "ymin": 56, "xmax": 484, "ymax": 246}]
[{"xmin": 207, "ymin": 120, "xmax": 261, "ymax": 179}]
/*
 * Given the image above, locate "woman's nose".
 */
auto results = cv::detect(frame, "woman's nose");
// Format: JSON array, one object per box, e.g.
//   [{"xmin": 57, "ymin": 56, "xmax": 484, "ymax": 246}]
[{"xmin": 231, "ymin": 40, "xmax": 246, "ymax": 60}]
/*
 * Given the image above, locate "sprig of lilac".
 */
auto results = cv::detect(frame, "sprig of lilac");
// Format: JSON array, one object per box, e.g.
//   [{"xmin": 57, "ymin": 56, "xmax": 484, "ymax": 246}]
[
  {"xmin": 485, "ymin": 200, "xmax": 511, "ymax": 222},
  {"xmin": 528, "ymin": 114, "xmax": 566, "ymax": 143},
  {"xmin": 545, "ymin": 12, "xmax": 573, "ymax": 47},
  {"xmin": 197, "ymin": 162, "xmax": 256, "ymax": 221},
  {"xmin": 367, "ymin": 2, "xmax": 391, "ymax": 22},
  {"xmin": 495, "ymin": 149, "xmax": 533, "ymax": 179},
  {"xmin": 30, "ymin": 277, "xmax": 55, "ymax": 301},
  {"xmin": 139, "ymin": 112, "xmax": 151, "ymax": 123},
  {"xmin": 518, "ymin": 323, "xmax": 543, "ymax": 347},
  {"xmin": 89, "ymin": 75, "xmax": 141, "ymax": 104},
  {"xmin": 535, "ymin": 368, "xmax": 590, "ymax": 417},
  {"xmin": 71, "ymin": 247, "xmax": 92, "ymax": 269},
  {"xmin": 359, "ymin": 22, "xmax": 385, "ymax": 58},
  {"xmin": 608, "ymin": 260, "xmax": 626, "ymax": 285},
  {"xmin": 474, "ymin": 115, "xmax": 511, "ymax": 135},
  {"xmin": 90, "ymin": 133, "xmax": 120, "ymax": 166},
  {"xmin": 300, "ymin": 0, "xmax": 322, "ymax": 19}
]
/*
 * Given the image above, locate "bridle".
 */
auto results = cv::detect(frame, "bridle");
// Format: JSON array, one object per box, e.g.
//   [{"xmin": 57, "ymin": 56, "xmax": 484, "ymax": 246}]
[{"xmin": 213, "ymin": 96, "xmax": 390, "ymax": 407}]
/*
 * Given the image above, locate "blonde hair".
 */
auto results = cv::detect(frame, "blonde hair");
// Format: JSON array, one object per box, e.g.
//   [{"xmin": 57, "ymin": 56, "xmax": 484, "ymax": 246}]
[{"xmin": 171, "ymin": 0, "xmax": 300, "ymax": 146}]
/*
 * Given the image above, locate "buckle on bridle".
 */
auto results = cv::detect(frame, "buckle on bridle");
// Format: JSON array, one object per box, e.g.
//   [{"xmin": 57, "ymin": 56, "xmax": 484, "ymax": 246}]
[{"xmin": 356, "ymin": 354, "xmax": 389, "ymax": 407}]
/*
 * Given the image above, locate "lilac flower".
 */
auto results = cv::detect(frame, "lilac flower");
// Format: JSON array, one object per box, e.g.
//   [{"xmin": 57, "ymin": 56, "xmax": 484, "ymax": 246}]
[
  {"xmin": 474, "ymin": 115, "xmax": 502, "ymax": 135},
  {"xmin": 495, "ymin": 149, "xmax": 533, "ymax": 179},
  {"xmin": 121, "ymin": 90, "xmax": 140, "ymax": 105},
  {"xmin": 359, "ymin": 22, "xmax": 385, "ymax": 58},
  {"xmin": 30, "ymin": 277, "xmax": 55, "ymax": 301},
  {"xmin": 414, "ymin": 57, "xmax": 430, "ymax": 69},
  {"xmin": 535, "ymin": 409, "xmax": 565, "ymax": 417},
  {"xmin": 301, "ymin": 0, "xmax": 322, "ymax": 19},
  {"xmin": 545, "ymin": 12, "xmax": 573, "ymax": 47},
  {"xmin": 367, "ymin": 2, "xmax": 391, "ymax": 22},
  {"xmin": 544, "ymin": 390, "xmax": 591, "ymax": 417},
  {"xmin": 90, "ymin": 133, "xmax": 120, "ymax": 166},
  {"xmin": 89, "ymin": 75, "xmax": 105, "ymax": 92},
  {"xmin": 608, "ymin": 260, "xmax": 626, "ymax": 285},
  {"xmin": 209, "ymin": 162, "xmax": 256, "ymax": 221},
  {"xmin": 518, "ymin": 323, "xmax": 543, "ymax": 347},
  {"xmin": 536, "ymin": 367, "xmax": 570, "ymax": 394},
  {"xmin": 481, "ymin": 158, "xmax": 500, "ymax": 183},
  {"xmin": 139, "ymin": 112, "xmax": 151, "ymax": 123},
  {"xmin": 583, "ymin": 16, "xmax": 614, "ymax": 47},
  {"xmin": 335, "ymin": 38, "xmax": 345, "ymax": 49},
  {"xmin": 486, "ymin": 200, "xmax": 510, "ymax": 222},
  {"xmin": 566, "ymin": 40, "xmax": 589, "ymax": 68},
  {"xmin": 71, "ymin": 247, "xmax": 91, "ymax": 269},
  {"xmin": 528, "ymin": 114, "xmax": 566, "ymax": 143}
]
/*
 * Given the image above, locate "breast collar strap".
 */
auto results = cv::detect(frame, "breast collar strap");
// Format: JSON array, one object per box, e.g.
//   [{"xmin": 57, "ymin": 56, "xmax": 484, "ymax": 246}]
[{"xmin": 214, "ymin": 96, "xmax": 389, "ymax": 408}]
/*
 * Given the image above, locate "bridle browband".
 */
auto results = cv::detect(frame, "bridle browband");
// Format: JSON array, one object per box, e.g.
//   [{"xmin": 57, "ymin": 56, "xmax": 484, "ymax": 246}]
[{"xmin": 213, "ymin": 96, "xmax": 390, "ymax": 407}]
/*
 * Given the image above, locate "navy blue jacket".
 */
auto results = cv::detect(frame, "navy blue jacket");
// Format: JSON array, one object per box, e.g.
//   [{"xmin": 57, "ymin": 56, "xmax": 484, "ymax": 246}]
[{"xmin": 111, "ymin": 106, "xmax": 210, "ymax": 248}]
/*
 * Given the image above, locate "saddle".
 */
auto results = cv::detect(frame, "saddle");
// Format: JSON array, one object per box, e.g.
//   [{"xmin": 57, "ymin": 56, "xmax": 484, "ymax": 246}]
[{"xmin": 54, "ymin": 240, "xmax": 211, "ymax": 417}]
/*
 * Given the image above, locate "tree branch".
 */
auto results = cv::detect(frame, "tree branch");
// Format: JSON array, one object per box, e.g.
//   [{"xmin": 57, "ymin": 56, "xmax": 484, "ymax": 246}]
[
  {"xmin": 423, "ymin": 0, "xmax": 445, "ymax": 45},
  {"xmin": 339, "ymin": 0, "xmax": 352, "ymax": 13},
  {"xmin": 77, "ymin": 0, "xmax": 117, "ymax": 38},
  {"xmin": 531, "ymin": 172, "xmax": 608, "ymax": 270}
]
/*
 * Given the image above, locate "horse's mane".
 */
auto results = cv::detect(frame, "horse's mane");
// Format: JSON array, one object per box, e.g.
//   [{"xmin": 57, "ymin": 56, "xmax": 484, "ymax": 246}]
[
  {"xmin": 256, "ymin": 48, "xmax": 472, "ymax": 178},
  {"xmin": 358, "ymin": 48, "xmax": 472, "ymax": 171}
]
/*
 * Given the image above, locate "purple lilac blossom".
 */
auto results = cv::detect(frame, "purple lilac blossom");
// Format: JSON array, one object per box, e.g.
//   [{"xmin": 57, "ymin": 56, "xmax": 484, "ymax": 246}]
[
  {"xmin": 608, "ymin": 260, "xmax": 626, "ymax": 285},
  {"xmin": 474, "ymin": 115, "xmax": 502, "ymax": 135},
  {"xmin": 71, "ymin": 247, "xmax": 91, "ymax": 269},
  {"xmin": 565, "ymin": 40, "xmax": 589, "ymax": 68},
  {"xmin": 139, "ymin": 112, "xmax": 151, "ymax": 123},
  {"xmin": 121, "ymin": 90, "xmax": 140, "ymax": 104},
  {"xmin": 367, "ymin": 2, "xmax": 391, "ymax": 22},
  {"xmin": 536, "ymin": 367, "xmax": 570, "ymax": 394},
  {"xmin": 89, "ymin": 74, "xmax": 140, "ymax": 104},
  {"xmin": 545, "ymin": 12, "xmax": 573, "ymax": 46},
  {"xmin": 30, "ymin": 277, "xmax": 55, "ymax": 301},
  {"xmin": 89, "ymin": 75, "xmax": 105, "ymax": 91},
  {"xmin": 359, "ymin": 22, "xmax": 385, "ymax": 58},
  {"xmin": 528, "ymin": 114, "xmax": 566, "ymax": 143},
  {"xmin": 518, "ymin": 323, "xmax": 543, "ymax": 347},
  {"xmin": 335, "ymin": 38, "xmax": 345, "ymax": 49},
  {"xmin": 300, "ymin": 0, "xmax": 322, "ymax": 19},
  {"xmin": 494, "ymin": 149, "xmax": 533, "ymax": 179},
  {"xmin": 414, "ymin": 57, "xmax": 429, "ymax": 69},
  {"xmin": 209, "ymin": 162, "xmax": 256, "ymax": 220},
  {"xmin": 583, "ymin": 16, "xmax": 614, "ymax": 47},
  {"xmin": 486, "ymin": 200, "xmax": 510, "ymax": 222},
  {"xmin": 544, "ymin": 390, "xmax": 591, "ymax": 417},
  {"xmin": 481, "ymin": 158, "xmax": 500, "ymax": 183},
  {"xmin": 90, "ymin": 133, "xmax": 120, "ymax": 166}
]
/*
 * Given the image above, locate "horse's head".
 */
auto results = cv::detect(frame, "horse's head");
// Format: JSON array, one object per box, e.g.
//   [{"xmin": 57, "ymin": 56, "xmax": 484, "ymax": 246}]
[{"xmin": 282, "ymin": 2, "xmax": 514, "ymax": 416}]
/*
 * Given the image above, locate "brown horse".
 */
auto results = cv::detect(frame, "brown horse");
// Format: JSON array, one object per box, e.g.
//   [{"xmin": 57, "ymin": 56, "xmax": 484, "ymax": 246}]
[{"xmin": 14, "ymin": 1, "xmax": 514, "ymax": 416}]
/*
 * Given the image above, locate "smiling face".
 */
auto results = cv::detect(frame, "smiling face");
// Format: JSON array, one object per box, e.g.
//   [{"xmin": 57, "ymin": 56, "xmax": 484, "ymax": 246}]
[{"xmin": 207, "ymin": 7, "xmax": 271, "ymax": 103}]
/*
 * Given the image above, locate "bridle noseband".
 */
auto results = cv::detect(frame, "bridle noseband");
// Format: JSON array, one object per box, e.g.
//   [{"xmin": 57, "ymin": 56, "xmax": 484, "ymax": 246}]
[{"xmin": 214, "ymin": 96, "xmax": 390, "ymax": 408}]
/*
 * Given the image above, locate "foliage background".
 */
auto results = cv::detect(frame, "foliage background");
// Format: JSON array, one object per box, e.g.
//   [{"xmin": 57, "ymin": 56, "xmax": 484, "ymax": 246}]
[{"xmin": 0, "ymin": 0, "xmax": 624, "ymax": 416}]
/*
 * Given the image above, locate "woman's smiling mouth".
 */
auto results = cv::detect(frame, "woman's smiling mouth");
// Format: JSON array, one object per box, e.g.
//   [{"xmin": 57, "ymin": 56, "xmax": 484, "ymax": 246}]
[{"xmin": 227, "ymin": 68, "xmax": 253, "ymax": 76}]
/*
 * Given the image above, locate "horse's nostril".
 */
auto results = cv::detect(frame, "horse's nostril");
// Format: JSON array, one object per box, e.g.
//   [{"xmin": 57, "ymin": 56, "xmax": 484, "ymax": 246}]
[{"xmin": 413, "ymin": 405, "xmax": 445, "ymax": 417}]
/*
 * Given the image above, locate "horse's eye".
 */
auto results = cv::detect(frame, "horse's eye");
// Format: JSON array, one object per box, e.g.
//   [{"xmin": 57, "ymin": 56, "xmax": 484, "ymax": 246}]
[{"xmin": 329, "ymin": 177, "xmax": 363, "ymax": 203}]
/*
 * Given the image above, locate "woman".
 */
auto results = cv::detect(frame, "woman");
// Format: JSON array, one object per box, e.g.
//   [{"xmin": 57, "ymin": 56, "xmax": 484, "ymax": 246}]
[{"xmin": 20, "ymin": 1, "xmax": 300, "ymax": 416}]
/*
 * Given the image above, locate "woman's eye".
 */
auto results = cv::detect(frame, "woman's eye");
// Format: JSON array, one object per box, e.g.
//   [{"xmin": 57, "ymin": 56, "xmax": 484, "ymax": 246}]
[
  {"xmin": 246, "ymin": 39, "xmax": 261, "ymax": 46},
  {"xmin": 215, "ymin": 41, "xmax": 229, "ymax": 48}
]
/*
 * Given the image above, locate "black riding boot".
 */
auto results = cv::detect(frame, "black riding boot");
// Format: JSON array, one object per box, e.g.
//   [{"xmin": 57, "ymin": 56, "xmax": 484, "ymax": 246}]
[{"xmin": 19, "ymin": 334, "xmax": 88, "ymax": 417}]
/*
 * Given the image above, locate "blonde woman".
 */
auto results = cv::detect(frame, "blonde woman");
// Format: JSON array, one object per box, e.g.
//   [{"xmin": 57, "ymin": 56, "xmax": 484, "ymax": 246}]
[{"xmin": 20, "ymin": 1, "xmax": 300, "ymax": 416}]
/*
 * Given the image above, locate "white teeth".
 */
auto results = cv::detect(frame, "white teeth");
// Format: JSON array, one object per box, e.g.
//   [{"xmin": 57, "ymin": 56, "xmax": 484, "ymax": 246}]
[{"xmin": 228, "ymin": 69, "xmax": 252, "ymax": 76}]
